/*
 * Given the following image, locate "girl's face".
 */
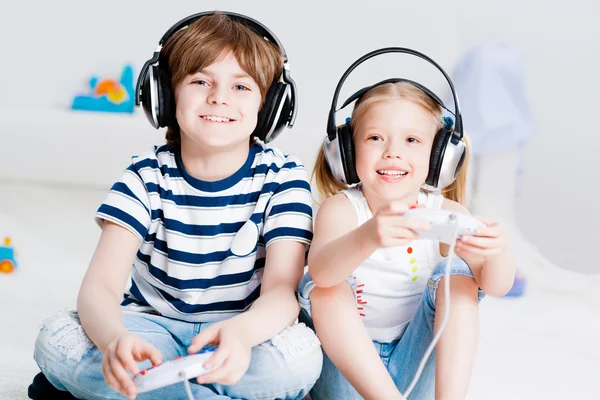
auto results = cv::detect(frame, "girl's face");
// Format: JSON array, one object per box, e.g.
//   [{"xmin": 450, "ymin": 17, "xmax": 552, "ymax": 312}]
[{"xmin": 354, "ymin": 98, "xmax": 439, "ymax": 206}]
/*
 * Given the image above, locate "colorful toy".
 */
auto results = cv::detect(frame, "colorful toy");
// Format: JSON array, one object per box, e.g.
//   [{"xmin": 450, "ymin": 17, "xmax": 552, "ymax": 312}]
[
  {"xmin": 71, "ymin": 64, "xmax": 135, "ymax": 113},
  {"xmin": 0, "ymin": 237, "xmax": 17, "ymax": 274}
]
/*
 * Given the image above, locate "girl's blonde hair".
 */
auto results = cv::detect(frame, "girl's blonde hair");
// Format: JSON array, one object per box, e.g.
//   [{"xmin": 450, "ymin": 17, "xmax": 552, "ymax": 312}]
[{"xmin": 312, "ymin": 82, "xmax": 470, "ymax": 206}]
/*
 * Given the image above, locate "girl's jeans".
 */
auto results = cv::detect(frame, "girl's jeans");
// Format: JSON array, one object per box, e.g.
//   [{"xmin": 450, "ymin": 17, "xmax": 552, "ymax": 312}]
[{"xmin": 298, "ymin": 258, "xmax": 485, "ymax": 400}]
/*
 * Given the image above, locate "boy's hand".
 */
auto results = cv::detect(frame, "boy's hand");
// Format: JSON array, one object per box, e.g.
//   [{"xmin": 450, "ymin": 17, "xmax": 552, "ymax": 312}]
[
  {"xmin": 363, "ymin": 202, "xmax": 430, "ymax": 248},
  {"xmin": 188, "ymin": 318, "xmax": 252, "ymax": 386},
  {"xmin": 102, "ymin": 332, "xmax": 163, "ymax": 399},
  {"xmin": 455, "ymin": 217, "xmax": 508, "ymax": 260}
]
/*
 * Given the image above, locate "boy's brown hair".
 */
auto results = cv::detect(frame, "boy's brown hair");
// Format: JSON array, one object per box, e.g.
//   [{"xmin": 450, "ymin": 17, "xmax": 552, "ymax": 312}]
[{"xmin": 161, "ymin": 12, "xmax": 284, "ymax": 147}]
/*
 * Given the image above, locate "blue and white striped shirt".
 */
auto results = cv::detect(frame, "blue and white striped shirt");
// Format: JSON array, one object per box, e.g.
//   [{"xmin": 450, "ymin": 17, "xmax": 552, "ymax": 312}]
[{"xmin": 95, "ymin": 142, "xmax": 313, "ymax": 322}]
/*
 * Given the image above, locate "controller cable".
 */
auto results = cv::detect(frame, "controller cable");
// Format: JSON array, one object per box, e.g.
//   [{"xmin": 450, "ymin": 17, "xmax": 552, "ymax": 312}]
[
  {"xmin": 404, "ymin": 214, "xmax": 459, "ymax": 398},
  {"xmin": 180, "ymin": 371, "xmax": 195, "ymax": 400}
]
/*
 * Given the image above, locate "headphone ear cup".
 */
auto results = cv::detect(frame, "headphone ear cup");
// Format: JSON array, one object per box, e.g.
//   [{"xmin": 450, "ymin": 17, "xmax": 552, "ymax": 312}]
[
  {"xmin": 338, "ymin": 124, "xmax": 360, "ymax": 185},
  {"xmin": 139, "ymin": 65, "xmax": 157, "ymax": 128},
  {"xmin": 270, "ymin": 85, "xmax": 293, "ymax": 142},
  {"xmin": 254, "ymin": 83, "xmax": 288, "ymax": 142},
  {"xmin": 155, "ymin": 67, "xmax": 176, "ymax": 128},
  {"xmin": 426, "ymin": 128, "xmax": 451, "ymax": 188}
]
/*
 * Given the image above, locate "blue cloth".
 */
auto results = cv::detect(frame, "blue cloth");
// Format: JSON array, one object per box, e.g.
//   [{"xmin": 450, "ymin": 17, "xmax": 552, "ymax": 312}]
[
  {"xmin": 34, "ymin": 310, "xmax": 322, "ymax": 399},
  {"xmin": 298, "ymin": 258, "xmax": 485, "ymax": 399},
  {"xmin": 450, "ymin": 42, "xmax": 536, "ymax": 155}
]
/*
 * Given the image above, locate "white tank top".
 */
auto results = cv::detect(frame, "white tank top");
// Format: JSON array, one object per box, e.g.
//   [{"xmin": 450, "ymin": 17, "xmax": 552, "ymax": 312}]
[{"xmin": 342, "ymin": 185, "xmax": 445, "ymax": 343}]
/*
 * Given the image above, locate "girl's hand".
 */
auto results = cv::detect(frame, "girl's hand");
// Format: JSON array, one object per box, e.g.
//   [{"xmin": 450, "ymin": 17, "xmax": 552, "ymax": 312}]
[
  {"xmin": 455, "ymin": 217, "xmax": 508, "ymax": 260},
  {"xmin": 102, "ymin": 332, "xmax": 163, "ymax": 399},
  {"xmin": 188, "ymin": 319, "xmax": 252, "ymax": 386},
  {"xmin": 364, "ymin": 202, "xmax": 430, "ymax": 248}
]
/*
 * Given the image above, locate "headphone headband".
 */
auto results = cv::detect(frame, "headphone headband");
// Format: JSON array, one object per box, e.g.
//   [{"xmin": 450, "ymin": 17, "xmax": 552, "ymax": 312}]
[
  {"xmin": 158, "ymin": 11, "xmax": 289, "ymax": 63},
  {"xmin": 135, "ymin": 11, "xmax": 297, "ymax": 128},
  {"xmin": 340, "ymin": 78, "xmax": 453, "ymax": 115},
  {"xmin": 327, "ymin": 47, "xmax": 463, "ymax": 143}
]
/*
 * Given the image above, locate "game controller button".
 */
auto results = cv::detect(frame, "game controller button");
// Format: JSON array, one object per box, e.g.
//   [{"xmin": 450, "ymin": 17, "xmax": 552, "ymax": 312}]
[{"xmin": 141, "ymin": 370, "xmax": 147, "ymax": 375}]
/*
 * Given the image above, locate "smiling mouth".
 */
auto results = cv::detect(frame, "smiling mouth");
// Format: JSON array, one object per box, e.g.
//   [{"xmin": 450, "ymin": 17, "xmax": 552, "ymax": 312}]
[
  {"xmin": 376, "ymin": 169, "xmax": 408, "ymax": 176},
  {"xmin": 200, "ymin": 115, "xmax": 235, "ymax": 122}
]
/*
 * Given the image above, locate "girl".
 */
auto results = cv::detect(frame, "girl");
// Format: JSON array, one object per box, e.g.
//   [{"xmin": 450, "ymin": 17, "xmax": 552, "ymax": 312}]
[{"xmin": 299, "ymin": 81, "xmax": 516, "ymax": 399}]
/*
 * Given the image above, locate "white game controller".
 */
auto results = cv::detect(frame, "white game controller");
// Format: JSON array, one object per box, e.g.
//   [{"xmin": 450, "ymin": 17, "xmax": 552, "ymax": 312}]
[
  {"xmin": 404, "ymin": 208, "xmax": 484, "ymax": 244},
  {"xmin": 133, "ymin": 346, "xmax": 222, "ymax": 394}
]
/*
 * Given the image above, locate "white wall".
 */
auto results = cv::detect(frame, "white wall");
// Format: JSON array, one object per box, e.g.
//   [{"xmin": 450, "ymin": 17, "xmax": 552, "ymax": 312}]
[{"xmin": 0, "ymin": 0, "xmax": 598, "ymax": 273}]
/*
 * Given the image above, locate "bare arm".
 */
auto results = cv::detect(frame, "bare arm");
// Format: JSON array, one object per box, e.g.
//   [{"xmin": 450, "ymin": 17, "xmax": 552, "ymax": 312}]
[
  {"xmin": 189, "ymin": 239, "xmax": 313, "ymax": 386},
  {"xmin": 307, "ymin": 194, "xmax": 375, "ymax": 288},
  {"xmin": 308, "ymin": 194, "xmax": 428, "ymax": 288},
  {"xmin": 77, "ymin": 221, "xmax": 140, "ymax": 353},
  {"xmin": 442, "ymin": 200, "xmax": 516, "ymax": 296},
  {"xmin": 228, "ymin": 239, "xmax": 307, "ymax": 347}
]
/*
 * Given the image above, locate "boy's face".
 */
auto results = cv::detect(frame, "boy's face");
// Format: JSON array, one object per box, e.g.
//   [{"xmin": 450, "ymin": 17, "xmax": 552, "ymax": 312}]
[{"xmin": 174, "ymin": 51, "xmax": 262, "ymax": 151}]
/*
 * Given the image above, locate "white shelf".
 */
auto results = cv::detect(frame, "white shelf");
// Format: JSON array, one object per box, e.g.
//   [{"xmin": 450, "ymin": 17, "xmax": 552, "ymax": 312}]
[{"xmin": 0, "ymin": 108, "xmax": 166, "ymax": 188}]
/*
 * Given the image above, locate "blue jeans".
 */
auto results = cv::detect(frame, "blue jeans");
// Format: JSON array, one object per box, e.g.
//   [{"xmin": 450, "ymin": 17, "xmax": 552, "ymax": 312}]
[
  {"xmin": 298, "ymin": 258, "xmax": 485, "ymax": 400},
  {"xmin": 33, "ymin": 310, "xmax": 322, "ymax": 400}
]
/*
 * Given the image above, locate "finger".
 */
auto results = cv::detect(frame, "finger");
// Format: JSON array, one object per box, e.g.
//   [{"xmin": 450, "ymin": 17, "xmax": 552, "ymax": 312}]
[
  {"xmin": 456, "ymin": 242, "xmax": 502, "ymax": 256},
  {"xmin": 383, "ymin": 216, "xmax": 430, "ymax": 232},
  {"xmin": 380, "ymin": 202, "xmax": 409, "ymax": 215},
  {"xmin": 214, "ymin": 368, "xmax": 245, "ymax": 386},
  {"xmin": 475, "ymin": 216, "xmax": 497, "ymax": 226},
  {"xmin": 134, "ymin": 342, "xmax": 163, "ymax": 367},
  {"xmin": 110, "ymin": 356, "xmax": 136, "ymax": 398},
  {"xmin": 474, "ymin": 224, "xmax": 502, "ymax": 238},
  {"xmin": 389, "ymin": 227, "xmax": 421, "ymax": 241},
  {"xmin": 189, "ymin": 325, "xmax": 219, "ymax": 354},
  {"xmin": 102, "ymin": 359, "xmax": 121, "ymax": 392},
  {"xmin": 117, "ymin": 343, "xmax": 139, "ymax": 376},
  {"xmin": 454, "ymin": 245, "xmax": 481, "ymax": 260},
  {"xmin": 108, "ymin": 352, "xmax": 136, "ymax": 398},
  {"xmin": 459, "ymin": 236, "xmax": 499, "ymax": 249},
  {"xmin": 105, "ymin": 360, "xmax": 132, "ymax": 398},
  {"xmin": 381, "ymin": 238, "xmax": 415, "ymax": 248},
  {"xmin": 202, "ymin": 345, "xmax": 228, "ymax": 370},
  {"xmin": 376, "ymin": 226, "xmax": 419, "ymax": 245},
  {"xmin": 401, "ymin": 218, "xmax": 432, "ymax": 232},
  {"xmin": 195, "ymin": 357, "xmax": 232, "ymax": 385}
]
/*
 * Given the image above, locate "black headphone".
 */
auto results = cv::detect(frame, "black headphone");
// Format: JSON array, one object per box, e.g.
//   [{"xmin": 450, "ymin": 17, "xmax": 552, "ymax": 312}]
[
  {"xmin": 135, "ymin": 11, "xmax": 297, "ymax": 143},
  {"xmin": 324, "ymin": 47, "xmax": 466, "ymax": 190}
]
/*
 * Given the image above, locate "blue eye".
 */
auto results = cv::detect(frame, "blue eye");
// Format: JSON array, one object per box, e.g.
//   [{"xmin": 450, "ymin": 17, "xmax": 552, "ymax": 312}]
[
  {"xmin": 234, "ymin": 84, "xmax": 249, "ymax": 91},
  {"xmin": 192, "ymin": 80, "xmax": 208, "ymax": 86},
  {"xmin": 407, "ymin": 137, "xmax": 420, "ymax": 144},
  {"xmin": 368, "ymin": 135, "xmax": 382, "ymax": 141}
]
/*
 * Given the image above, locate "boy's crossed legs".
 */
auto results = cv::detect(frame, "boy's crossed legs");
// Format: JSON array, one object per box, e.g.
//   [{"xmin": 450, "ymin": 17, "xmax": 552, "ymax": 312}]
[{"xmin": 34, "ymin": 310, "xmax": 322, "ymax": 400}]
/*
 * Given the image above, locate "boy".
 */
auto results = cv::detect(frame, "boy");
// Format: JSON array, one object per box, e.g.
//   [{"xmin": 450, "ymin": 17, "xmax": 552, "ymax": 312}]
[{"xmin": 30, "ymin": 11, "xmax": 322, "ymax": 400}]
